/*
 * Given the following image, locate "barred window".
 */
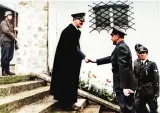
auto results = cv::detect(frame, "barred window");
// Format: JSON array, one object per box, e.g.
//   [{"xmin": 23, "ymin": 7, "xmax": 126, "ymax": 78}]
[{"xmin": 93, "ymin": 4, "xmax": 129, "ymax": 28}]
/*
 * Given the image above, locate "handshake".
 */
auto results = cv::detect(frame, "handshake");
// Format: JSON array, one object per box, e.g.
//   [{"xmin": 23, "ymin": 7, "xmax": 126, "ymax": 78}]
[{"xmin": 84, "ymin": 57, "xmax": 96, "ymax": 63}]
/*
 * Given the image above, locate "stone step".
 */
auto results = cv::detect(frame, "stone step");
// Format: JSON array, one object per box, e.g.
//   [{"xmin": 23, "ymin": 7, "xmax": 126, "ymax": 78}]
[
  {"xmin": 14, "ymin": 96, "xmax": 86, "ymax": 113},
  {"xmin": 51, "ymin": 98, "xmax": 86, "ymax": 113},
  {"xmin": 100, "ymin": 106, "xmax": 116, "ymax": 113},
  {"xmin": 78, "ymin": 89, "xmax": 120, "ymax": 112},
  {"xmin": 99, "ymin": 105, "xmax": 117, "ymax": 113},
  {"xmin": 0, "ymin": 75, "xmax": 36, "ymax": 84},
  {"xmin": 0, "ymin": 80, "xmax": 47, "ymax": 97},
  {"xmin": 81, "ymin": 105, "xmax": 101, "ymax": 113},
  {"xmin": 14, "ymin": 96, "xmax": 55, "ymax": 113},
  {"xmin": 0, "ymin": 86, "xmax": 50, "ymax": 113}
]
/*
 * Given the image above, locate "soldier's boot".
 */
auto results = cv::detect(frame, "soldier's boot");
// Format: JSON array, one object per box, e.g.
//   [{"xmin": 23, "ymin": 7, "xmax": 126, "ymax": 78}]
[
  {"xmin": 2, "ymin": 71, "xmax": 7, "ymax": 76},
  {"xmin": 6, "ymin": 71, "xmax": 15, "ymax": 75},
  {"xmin": 2, "ymin": 67, "xmax": 7, "ymax": 76}
]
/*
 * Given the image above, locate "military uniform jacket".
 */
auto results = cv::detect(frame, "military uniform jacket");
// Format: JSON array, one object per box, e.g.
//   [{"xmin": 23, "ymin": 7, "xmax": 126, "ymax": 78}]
[
  {"xmin": 134, "ymin": 58, "xmax": 140, "ymax": 67},
  {"xmin": 97, "ymin": 40, "xmax": 137, "ymax": 92},
  {"xmin": 0, "ymin": 19, "xmax": 16, "ymax": 42},
  {"xmin": 134, "ymin": 59, "xmax": 140, "ymax": 75},
  {"xmin": 134, "ymin": 59, "xmax": 159, "ymax": 96}
]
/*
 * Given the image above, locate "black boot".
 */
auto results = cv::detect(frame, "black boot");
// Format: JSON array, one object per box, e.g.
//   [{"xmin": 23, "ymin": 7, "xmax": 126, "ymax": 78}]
[
  {"xmin": 2, "ymin": 71, "xmax": 7, "ymax": 76},
  {"xmin": 6, "ymin": 71, "xmax": 15, "ymax": 75},
  {"xmin": 2, "ymin": 67, "xmax": 7, "ymax": 76}
]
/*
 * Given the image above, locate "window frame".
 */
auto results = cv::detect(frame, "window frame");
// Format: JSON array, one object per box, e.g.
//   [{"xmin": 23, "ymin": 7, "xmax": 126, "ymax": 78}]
[{"xmin": 93, "ymin": 4, "xmax": 129, "ymax": 28}]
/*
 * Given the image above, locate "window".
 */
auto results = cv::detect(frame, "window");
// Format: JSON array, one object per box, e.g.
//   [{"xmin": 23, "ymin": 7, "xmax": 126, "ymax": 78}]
[
  {"xmin": 93, "ymin": 5, "xmax": 110, "ymax": 28},
  {"xmin": 112, "ymin": 5, "xmax": 129, "ymax": 27},
  {"xmin": 89, "ymin": 1, "xmax": 135, "ymax": 32},
  {"xmin": 93, "ymin": 4, "xmax": 129, "ymax": 28}
]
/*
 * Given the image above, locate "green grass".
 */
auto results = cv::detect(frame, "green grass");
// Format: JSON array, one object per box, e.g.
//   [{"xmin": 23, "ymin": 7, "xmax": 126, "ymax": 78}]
[{"xmin": 0, "ymin": 75, "xmax": 36, "ymax": 84}]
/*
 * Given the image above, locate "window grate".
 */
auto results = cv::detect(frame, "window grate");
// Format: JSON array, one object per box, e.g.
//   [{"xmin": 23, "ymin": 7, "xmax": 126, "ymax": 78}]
[{"xmin": 88, "ymin": 1, "xmax": 135, "ymax": 33}]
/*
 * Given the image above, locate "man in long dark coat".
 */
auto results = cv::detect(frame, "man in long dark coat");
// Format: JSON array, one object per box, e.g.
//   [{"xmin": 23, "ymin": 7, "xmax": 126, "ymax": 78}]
[
  {"xmin": 89, "ymin": 26, "xmax": 137, "ymax": 113},
  {"xmin": 50, "ymin": 12, "xmax": 88, "ymax": 110}
]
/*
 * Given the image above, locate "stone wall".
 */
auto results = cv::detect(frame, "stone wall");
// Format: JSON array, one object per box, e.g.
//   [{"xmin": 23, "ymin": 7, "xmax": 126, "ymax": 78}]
[{"xmin": 15, "ymin": 1, "xmax": 48, "ymax": 75}]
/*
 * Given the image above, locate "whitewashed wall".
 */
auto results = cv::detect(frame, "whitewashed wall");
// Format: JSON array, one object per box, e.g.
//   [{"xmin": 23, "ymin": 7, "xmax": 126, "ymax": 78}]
[
  {"xmin": 15, "ymin": 1, "xmax": 48, "ymax": 75},
  {"xmin": 48, "ymin": 1, "xmax": 160, "ymax": 82}
]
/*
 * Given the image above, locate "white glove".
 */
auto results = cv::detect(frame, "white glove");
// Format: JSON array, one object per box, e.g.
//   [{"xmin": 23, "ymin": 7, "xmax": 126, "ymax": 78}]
[{"xmin": 123, "ymin": 89, "xmax": 134, "ymax": 96}]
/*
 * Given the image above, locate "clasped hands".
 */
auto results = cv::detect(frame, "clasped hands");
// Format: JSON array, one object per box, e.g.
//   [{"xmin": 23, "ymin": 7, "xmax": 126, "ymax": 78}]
[{"xmin": 84, "ymin": 57, "xmax": 96, "ymax": 63}]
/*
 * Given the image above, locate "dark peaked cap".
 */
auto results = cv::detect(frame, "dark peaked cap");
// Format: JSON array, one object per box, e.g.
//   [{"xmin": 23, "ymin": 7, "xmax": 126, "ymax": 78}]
[
  {"xmin": 110, "ymin": 26, "xmax": 127, "ymax": 37},
  {"xmin": 135, "ymin": 43, "xmax": 142, "ymax": 52},
  {"xmin": 71, "ymin": 12, "xmax": 85, "ymax": 21},
  {"xmin": 138, "ymin": 46, "xmax": 148, "ymax": 53}
]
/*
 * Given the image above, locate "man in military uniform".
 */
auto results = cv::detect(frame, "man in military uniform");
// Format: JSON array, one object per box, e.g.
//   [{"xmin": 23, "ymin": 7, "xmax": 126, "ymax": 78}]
[
  {"xmin": 89, "ymin": 26, "xmax": 137, "ymax": 113},
  {"xmin": 134, "ymin": 46, "xmax": 159, "ymax": 113},
  {"xmin": 134, "ymin": 44, "xmax": 150, "ymax": 113},
  {"xmin": 0, "ymin": 11, "xmax": 17, "ymax": 76}
]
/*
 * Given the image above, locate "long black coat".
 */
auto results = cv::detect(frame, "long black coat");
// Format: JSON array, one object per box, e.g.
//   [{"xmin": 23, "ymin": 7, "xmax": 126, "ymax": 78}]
[
  {"xmin": 50, "ymin": 24, "xmax": 85, "ymax": 103},
  {"xmin": 97, "ymin": 40, "xmax": 137, "ymax": 92}
]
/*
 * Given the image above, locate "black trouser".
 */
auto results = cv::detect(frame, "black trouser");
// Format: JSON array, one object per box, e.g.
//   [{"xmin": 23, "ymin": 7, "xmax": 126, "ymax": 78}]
[
  {"xmin": 1, "ymin": 41, "xmax": 14, "ymax": 73},
  {"xmin": 135, "ymin": 95, "xmax": 158, "ymax": 113},
  {"xmin": 116, "ymin": 92, "xmax": 135, "ymax": 113}
]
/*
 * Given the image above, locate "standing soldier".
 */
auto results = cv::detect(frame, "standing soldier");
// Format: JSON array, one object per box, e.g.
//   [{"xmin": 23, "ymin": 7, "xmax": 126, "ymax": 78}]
[
  {"xmin": 89, "ymin": 26, "xmax": 137, "ymax": 113},
  {"xmin": 134, "ymin": 46, "xmax": 159, "ymax": 113},
  {"xmin": 0, "ymin": 11, "xmax": 17, "ymax": 76},
  {"xmin": 134, "ymin": 43, "xmax": 149, "ymax": 113}
]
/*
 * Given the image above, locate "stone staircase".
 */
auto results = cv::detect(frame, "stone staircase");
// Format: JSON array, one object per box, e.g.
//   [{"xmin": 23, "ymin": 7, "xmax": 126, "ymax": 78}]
[{"xmin": 0, "ymin": 75, "xmax": 118, "ymax": 113}]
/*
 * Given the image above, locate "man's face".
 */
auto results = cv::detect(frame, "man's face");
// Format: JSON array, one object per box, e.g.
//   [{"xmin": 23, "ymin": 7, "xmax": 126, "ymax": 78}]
[
  {"xmin": 7, "ymin": 14, "xmax": 12, "ymax": 20},
  {"xmin": 75, "ymin": 19, "xmax": 85, "ymax": 28},
  {"xmin": 111, "ymin": 34, "xmax": 119, "ymax": 45},
  {"xmin": 139, "ymin": 52, "xmax": 148, "ymax": 60}
]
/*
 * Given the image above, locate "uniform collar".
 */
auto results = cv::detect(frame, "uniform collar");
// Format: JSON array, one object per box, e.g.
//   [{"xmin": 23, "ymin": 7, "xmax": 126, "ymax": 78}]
[
  {"xmin": 140, "ymin": 59, "xmax": 148, "ymax": 64},
  {"xmin": 72, "ymin": 23, "xmax": 79, "ymax": 30},
  {"xmin": 116, "ymin": 40, "xmax": 124, "ymax": 46}
]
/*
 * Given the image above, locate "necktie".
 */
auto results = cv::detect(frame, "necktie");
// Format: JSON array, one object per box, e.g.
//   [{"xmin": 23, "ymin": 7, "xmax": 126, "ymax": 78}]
[{"xmin": 140, "ymin": 61, "xmax": 143, "ymax": 65}]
